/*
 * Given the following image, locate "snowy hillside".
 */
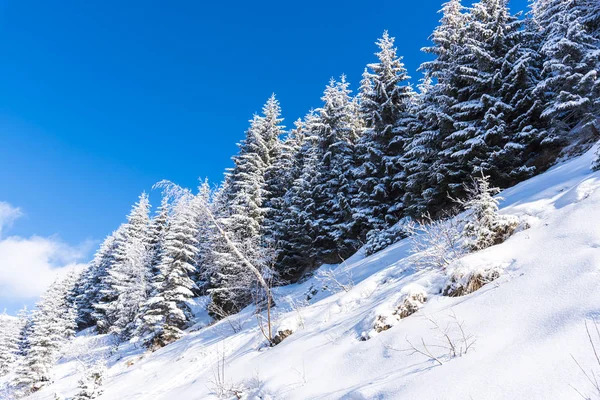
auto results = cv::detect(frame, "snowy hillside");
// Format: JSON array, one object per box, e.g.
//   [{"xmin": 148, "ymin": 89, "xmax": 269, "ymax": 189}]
[{"xmin": 11, "ymin": 146, "xmax": 600, "ymax": 399}]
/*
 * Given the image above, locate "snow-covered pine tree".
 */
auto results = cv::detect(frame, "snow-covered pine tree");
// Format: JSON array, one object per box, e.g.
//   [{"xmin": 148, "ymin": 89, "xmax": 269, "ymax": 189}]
[
  {"xmin": 90, "ymin": 227, "xmax": 125, "ymax": 332},
  {"xmin": 494, "ymin": 12, "xmax": 549, "ymax": 179},
  {"xmin": 147, "ymin": 194, "xmax": 170, "ymax": 278},
  {"xmin": 12, "ymin": 277, "xmax": 77, "ymax": 396},
  {"xmin": 353, "ymin": 31, "xmax": 416, "ymax": 238},
  {"xmin": 533, "ymin": 0, "xmax": 600, "ymax": 140},
  {"xmin": 0, "ymin": 312, "xmax": 20, "ymax": 376},
  {"xmin": 311, "ymin": 76, "xmax": 362, "ymax": 263},
  {"xmin": 15, "ymin": 306, "xmax": 32, "ymax": 358},
  {"xmin": 271, "ymin": 113, "xmax": 321, "ymax": 281},
  {"xmin": 188, "ymin": 179, "xmax": 213, "ymax": 292},
  {"xmin": 93, "ymin": 193, "xmax": 152, "ymax": 337},
  {"xmin": 209, "ymin": 95, "xmax": 284, "ymax": 316},
  {"xmin": 137, "ymin": 189, "xmax": 199, "ymax": 348},
  {"xmin": 200, "ymin": 178, "xmax": 231, "ymax": 287},
  {"xmin": 580, "ymin": 0, "xmax": 600, "ymax": 42},
  {"xmin": 73, "ymin": 365, "xmax": 105, "ymax": 400},
  {"xmin": 403, "ymin": 0, "xmax": 469, "ymax": 218},
  {"xmin": 460, "ymin": 174, "xmax": 519, "ymax": 251},
  {"xmin": 438, "ymin": 0, "xmax": 524, "ymax": 196},
  {"xmin": 75, "ymin": 233, "xmax": 119, "ymax": 331},
  {"xmin": 263, "ymin": 119, "xmax": 306, "ymax": 264}
]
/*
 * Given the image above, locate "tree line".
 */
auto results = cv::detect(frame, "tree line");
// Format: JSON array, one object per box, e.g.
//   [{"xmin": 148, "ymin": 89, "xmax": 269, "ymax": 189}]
[{"xmin": 1, "ymin": 0, "xmax": 599, "ymax": 396}]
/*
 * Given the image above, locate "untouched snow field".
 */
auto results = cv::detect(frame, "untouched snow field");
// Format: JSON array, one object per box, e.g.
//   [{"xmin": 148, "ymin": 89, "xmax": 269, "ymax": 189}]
[{"xmin": 17, "ymin": 146, "xmax": 600, "ymax": 399}]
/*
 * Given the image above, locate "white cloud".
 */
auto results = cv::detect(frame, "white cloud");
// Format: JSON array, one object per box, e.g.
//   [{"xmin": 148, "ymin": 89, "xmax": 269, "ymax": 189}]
[
  {"xmin": 0, "ymin": 201, "xmax": 91, "ymax": 303},
  {"xmin": 0, "ymin": 201, "xmax": 23, "ymax": 237}
]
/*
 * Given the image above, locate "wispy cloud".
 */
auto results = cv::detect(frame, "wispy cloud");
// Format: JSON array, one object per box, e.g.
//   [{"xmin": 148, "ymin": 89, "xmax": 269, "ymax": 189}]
[
  {"xmin": 0, "ymin": 201, "xmax": 23, "ymax": 237},
  {"xmin": 0, "ymin": 201, "xmax": 90, "ymax": 304}
]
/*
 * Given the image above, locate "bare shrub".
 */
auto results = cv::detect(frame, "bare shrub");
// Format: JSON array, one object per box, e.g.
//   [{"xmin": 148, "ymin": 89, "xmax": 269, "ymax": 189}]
[
  {"xmin": 408, "ymin": 212, "xmax": 466, "ymax": 271},
  {"xmin": 315, "ymin": 268, "xmax": 354, "ymax": 293},
  {"xmin": 208, "ymin": 343, "xmax": 243, "ymax": 399},
  {"xmin": 286, "ymin": 296, "xmax": 308, "ymax": 330},
  {"xmin": 571, "ymin": 320, "xmax": 600, "ymax": 399},
  {"xmin": 384, "ymin": 312, "xmax": 475, "ymax": 365}
]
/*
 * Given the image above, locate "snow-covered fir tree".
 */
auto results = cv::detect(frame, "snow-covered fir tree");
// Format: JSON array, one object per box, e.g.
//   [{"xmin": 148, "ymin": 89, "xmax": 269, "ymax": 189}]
[
  {"xmin": 15, "ymin": 306, "xmax": 32, "ymax": 359},
  {"xmin": 403, "ymin": 0, "xmax": 469, "ymax": 218},
  {"xmin": 76, "ymin": 232, "xmax": 116, "ymax": 330},
  {"xmin": 0, "ymin": 312, "xmax": 20, "ymax": 376},
  {"xmin": 460, "ymin": 174, "xmax": 519, "ymax": 251},
  {"xmin": 137, "ymin": 189, "xmax": 199, "ymax": 348},
  {"xmin": 353, "ymin": 31, "xmax": 416, "ymax": 238},
  {"xmin": 311, "ymin": 76, "xmax": 362, "ymax": 263},
  {"xmin": 73, "ymin": 365, "xmax": 105, "ymax": 400},
  {"xmin": 147, "ymin": 194, "xmax": 170, "ymax": 278},
  {"xmin": 209, "ymin": 95, "xmax": 284, "ymax": 316},
  {"xmin": 12, "ymin": 276, "xmax": 77, "ymax": 396},
  {"xmin": 89, "ymin": 227, "xmax": 124, "ymax": 332},
  {"xmin": 262, "ymin": 119, "xmax": 306, "ymax": 264},
  {"xmin": 93, "ymin": 193, "xmax": 152, "ymax": 337},
  {"xmin": 533, "ymin": 0, "xmax": 600, "ymax": 139},
  {"xmin": 191, "ymin": 179, "xmax": 213, "ymax": 290},
  {"xmin": 271, "ymin": 113, "xmax": 321, "ymax": 281},
  {"xmin": 438, "ymin": 0, "xmax": 524, "ymax": 193}
]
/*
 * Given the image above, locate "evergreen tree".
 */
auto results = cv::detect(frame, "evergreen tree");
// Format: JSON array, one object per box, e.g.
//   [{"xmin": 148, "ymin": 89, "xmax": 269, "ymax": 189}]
[
  {"xmin": 460, "ymin": 174, "xmax": 518, "ymax": 251},
  {"xmin": 311, "ymin": 76, "xmax": 362, "ymax": 263},
  {"xmin": 94, "ymin": 193, "xmax": 152, "ymax": 336},
  {"xmin": 91, "ymin": 227, "xmax": 125, "ymax": 332},
  {"xmin": 147, "ymin": 194, "xmax": 170, "ymax": 278},
  {"xmin": 191, "ymin": 179, "xmax": 213, "ymax": 291},
  {"xmin": 404, "ymin": 0, "xmax": 469, "ymax": 217},
  {"xmin": 138, "ymin": 190, "xmax": 199, "ymax": 348},
  {"xmin": 263, "ymin": 119, "xmax": 306, "ymax": 258},
  {"xmin": 75, "ymin": 233, "xmax": 119, "ymax": 330},
  {"xmin": 439, "ymin": 0, "xmax": 524, "ymax": 191},
  {"xmin": 274, "ymin": 113, "xmax": 321, "ymax": 281},
  {"xmin": 15, "ymin": 306, "xmax": 32, "ymax": 358},
  {"xmin": 12, "ymin": 277, "xmax": 77, "ymax": 395},
  {"xmin": 0, "ymin": 312, "xmax": 20, "ymax": 376},
  {"xmin": 533, "ymin": 0, "xmax": 600, "ymax": 139},
  {"xmin": 209, "ymin": 95, "xmax": 284, "ymax": 316},
  {"xmin": 353, "ymin": 31, "xmax": 416, "ymax": 236}
]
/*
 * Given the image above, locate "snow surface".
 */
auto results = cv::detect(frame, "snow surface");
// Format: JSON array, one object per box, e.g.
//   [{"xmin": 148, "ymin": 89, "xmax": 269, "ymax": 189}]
[{"xmin": 14, "ymin": 145, "xmax": 600, "ymax": 399}]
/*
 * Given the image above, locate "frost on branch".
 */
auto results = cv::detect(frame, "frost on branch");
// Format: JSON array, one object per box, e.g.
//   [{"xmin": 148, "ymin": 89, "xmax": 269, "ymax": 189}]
[{"xmin": 408, "ymin": 212, "xmax": 466, "ymax": 271}]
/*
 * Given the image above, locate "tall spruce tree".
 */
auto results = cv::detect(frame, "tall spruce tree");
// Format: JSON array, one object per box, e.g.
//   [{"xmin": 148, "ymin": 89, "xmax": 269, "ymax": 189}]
[
  {"xmin": 0, "ymin": 312, "xmax": 20, "ymax": 376},
  {"xmin": 137, "ymin": 190, "xmax": 200, "ymax": 348},
  {"xmin": 12, "ymin": 277, "xmax": 77, "ymax": 395},
  {"xmin": 76, "ymin": 233, "xmax": 119, "ymax": 330},
  {"xmin": 272, "ymin": 113, "xmax": 321, "ymax": 281},
  {"xmin": 533, "ymin": 0, "xmax": 600, "ymax": 139},
  {"xmin": 93, "ymin": 193, "xmax": 151, "ymax": 336},
  {"xmin": 403, "ymin": 1, "xmax": 469, "ymax": 217},
  {"xmin": 209, "ymin": 95, "xmax": 284, "ymax": 316},
  {"xmin": 353, "ymin": 31, "xmax": 416, "ymax": 237},
  {"xmin": 311, "ymin": 76, "xmax": 362, "ymax": 263},
  {"xmin": 438, "ymin": 0, "xmax": 524, "ymax": 193}
]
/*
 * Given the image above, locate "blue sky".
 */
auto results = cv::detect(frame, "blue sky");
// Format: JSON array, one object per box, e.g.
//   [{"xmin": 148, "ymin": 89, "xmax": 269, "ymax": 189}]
[{"xmin": 0, "ymin": 0, "xmax": 529, "ymax": 313}]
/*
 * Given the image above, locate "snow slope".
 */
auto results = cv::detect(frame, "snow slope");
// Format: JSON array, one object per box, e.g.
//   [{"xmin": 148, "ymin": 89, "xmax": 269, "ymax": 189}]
[{"xmin": 19, "ymin": 146, "xmax": 600, "ymax": 399}]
